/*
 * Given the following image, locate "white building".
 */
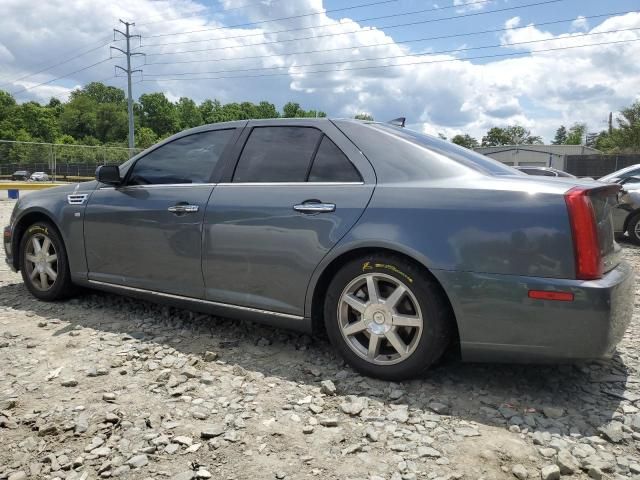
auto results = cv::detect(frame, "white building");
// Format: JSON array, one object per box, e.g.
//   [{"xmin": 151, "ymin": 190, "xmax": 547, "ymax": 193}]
[{"xmin": 474, "ymin": 145, "xmax": 601, "ymax": 170}]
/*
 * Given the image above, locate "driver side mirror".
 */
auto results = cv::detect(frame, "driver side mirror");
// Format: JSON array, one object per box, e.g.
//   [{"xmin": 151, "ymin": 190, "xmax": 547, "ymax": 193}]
[{"xmin": 96, "ymin": 165, "xmax": 121, "ymax": 185}]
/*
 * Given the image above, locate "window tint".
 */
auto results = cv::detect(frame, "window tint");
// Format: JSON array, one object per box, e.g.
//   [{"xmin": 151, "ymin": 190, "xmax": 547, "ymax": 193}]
[
  {"xmin": 521, "ymin": 169, "xmax": 555, "ymax": 176},
  {"xmin": 233, "ymin": 127, "xmax": 322, "ymax": 182},
  {"xmin": 308, "ymin": 136, "xmax": 361, "ymax": 182},
  {"xmin": 128, "ymin": 129, "xmax": 234, "ymax": 185}
]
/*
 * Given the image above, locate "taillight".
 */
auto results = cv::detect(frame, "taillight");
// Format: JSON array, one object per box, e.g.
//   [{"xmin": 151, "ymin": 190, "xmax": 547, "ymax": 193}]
[
  {"xmin": 564, "ymin": 185, "xmax": 618, "ymax": 280},
  {"xmin": 564, "ymin": 187, "xmax": 602, "ymax": 280}
]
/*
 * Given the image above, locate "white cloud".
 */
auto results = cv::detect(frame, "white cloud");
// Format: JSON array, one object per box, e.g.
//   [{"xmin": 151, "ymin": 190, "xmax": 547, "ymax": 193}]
[
  {"xmin": 0, "ymin": 0, "xmax": 638, "ymax": 143},
  {"xmin": 571, "ymin": 15, "xmax": 590, "ymax": 32},
  {"xmin": 453, "ymin": 0, "xmax": 490, "ymax": 13}
]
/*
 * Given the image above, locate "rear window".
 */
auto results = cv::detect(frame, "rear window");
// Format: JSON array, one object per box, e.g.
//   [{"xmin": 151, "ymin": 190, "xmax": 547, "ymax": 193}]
[{"xmin": 371, "ymin": 124, "xmax": 519, "ymax": 177}]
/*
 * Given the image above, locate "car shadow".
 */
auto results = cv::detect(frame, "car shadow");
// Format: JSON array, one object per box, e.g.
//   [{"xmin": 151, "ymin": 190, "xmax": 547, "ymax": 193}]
[{"xmin": 0, "ymin": 281, "xmax": 630, "ymax": 437}]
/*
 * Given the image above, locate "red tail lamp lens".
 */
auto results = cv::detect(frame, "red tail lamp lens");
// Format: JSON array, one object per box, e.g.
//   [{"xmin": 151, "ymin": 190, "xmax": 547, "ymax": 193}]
[{"xmin": 564, "ymin": 187, "xmax": 602, "ymax": 280}]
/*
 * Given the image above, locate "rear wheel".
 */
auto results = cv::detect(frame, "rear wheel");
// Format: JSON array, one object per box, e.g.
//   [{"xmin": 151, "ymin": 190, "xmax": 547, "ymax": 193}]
[
  {"xmin": 20, "ymin": 222, "xmax": 74, "ymax": 301},
  {"xmin": 324, "ymin": 254, "xmax": 452, "ymax": 380},
  {"xmin": 627, "ymin": 213, "xmax": 640, "ymax": 245}
]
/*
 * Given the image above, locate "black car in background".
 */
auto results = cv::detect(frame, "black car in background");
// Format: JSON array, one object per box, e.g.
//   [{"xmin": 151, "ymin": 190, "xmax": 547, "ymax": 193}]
[{"xmin": 11, "ymin": 170, "xmax": 30, "ymax": 181}]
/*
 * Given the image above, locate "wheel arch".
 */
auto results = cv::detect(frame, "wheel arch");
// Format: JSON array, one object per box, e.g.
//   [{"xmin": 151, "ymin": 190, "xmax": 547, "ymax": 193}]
[
  {"xmin": 308, "ymin": 244, "xmax": 460, "ymax": 350},
  {"xmin": 11, "ymin": 208, "xmax": 63, "ymax": 271},
  {"xmin": 623, "ymin": 208, "xmax": 640, "ymax": 233}
]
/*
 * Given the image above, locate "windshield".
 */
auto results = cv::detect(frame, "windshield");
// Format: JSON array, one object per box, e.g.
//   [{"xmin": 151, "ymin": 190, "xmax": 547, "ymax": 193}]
[
  {"xmin": 371, "ymin": 123, "xmax": 522, "ymax": 177},
  {"xmin": 600, "ymin": 164, "xmax": 640, "ymax": 181}
]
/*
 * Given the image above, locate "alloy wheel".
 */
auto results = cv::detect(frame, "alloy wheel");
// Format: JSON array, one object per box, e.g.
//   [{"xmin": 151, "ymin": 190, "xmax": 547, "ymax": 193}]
[
  {"xmin": 24, "ymin": 233, "xmax": 58, "ymax": 291},
  {"xmin": 337, "ymin": 272, "xmax": 423, "ymax": 365}
]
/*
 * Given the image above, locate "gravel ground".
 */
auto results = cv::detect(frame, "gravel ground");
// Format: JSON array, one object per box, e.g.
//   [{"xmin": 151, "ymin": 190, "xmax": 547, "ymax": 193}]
[{"xmin": 0, "ymin": 199, "xmax": 639, "ymax": 480}]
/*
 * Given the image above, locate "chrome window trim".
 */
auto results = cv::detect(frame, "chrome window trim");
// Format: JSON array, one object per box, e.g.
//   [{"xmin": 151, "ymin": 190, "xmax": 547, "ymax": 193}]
[
  {"xmin": 87, "ymin": 280, "xmax": 304, "ymax": 320},
  {"xmin": 218, "ymin": 182, "xmax": 364, "ymax": 186},
  {"xmin": 98, "ymin": 183, "xmax": 217, "ymax": 190}
]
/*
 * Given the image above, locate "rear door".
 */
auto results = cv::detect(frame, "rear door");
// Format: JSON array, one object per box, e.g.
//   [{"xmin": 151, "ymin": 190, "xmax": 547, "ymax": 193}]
[
  {"xmin": 203, "ymin": 119, "xmax": 375, "ymax": 317},
  {"xmin": 84, "ymin": 126, "xmax": 240, "ymax": 298}
]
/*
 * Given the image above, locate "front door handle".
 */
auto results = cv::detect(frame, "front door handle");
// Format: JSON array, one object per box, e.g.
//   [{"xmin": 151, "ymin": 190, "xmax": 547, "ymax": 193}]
[
  {"xmin": 293, "ymin": 202, "xmax": 336, "ymax": 214},
  {"xmin": 168, "ymin": 204, "xmax": 199, "ymax": 214}
]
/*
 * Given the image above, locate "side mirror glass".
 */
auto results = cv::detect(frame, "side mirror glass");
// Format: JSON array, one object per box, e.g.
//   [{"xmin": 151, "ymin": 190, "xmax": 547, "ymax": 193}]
[{"xmin": 96, "ymin": 165, "xmax": 121, "ymax": 185}]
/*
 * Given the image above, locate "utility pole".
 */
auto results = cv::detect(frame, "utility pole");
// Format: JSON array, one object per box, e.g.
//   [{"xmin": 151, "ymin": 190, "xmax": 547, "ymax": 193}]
[{"xmin": 112, "ymin": 20, "xmax": 143, "ymax": 153}]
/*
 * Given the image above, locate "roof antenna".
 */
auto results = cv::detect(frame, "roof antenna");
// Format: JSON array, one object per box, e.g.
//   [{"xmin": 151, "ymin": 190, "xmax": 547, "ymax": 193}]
[{"xmin": 388, "ymin": 117, "xmax": 406, "ymax": 127}]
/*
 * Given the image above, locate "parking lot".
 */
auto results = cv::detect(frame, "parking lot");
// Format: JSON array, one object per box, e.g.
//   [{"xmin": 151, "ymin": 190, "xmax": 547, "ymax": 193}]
[{"xmin": 0, "ymin": 198, "xmax": 639, "ymax": 480}]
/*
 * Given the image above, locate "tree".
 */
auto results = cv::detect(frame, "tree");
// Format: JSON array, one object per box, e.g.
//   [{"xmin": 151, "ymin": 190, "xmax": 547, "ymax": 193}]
[
  {"xmin": 135, "ymin": 127, "xmax": 158, "ymax": 149},
  {"xmin": 138, "ymin": 93, "xmax": 179, "ymax": 137},
  {"xmin": 176, "ymin": 97, "xmax": 203, "ymax": 130},
  {"xmin": 565, "ymin": 123, "xmax": 587, "ymax": 145},
  {"xmin": 72, "ymin": 82, "xmax": 125, "ymax": 105},
  {"xmin": 95, "ymin": 103, "xmax": 128, "ymax": 143},
  {"xmin": 283, "ymin": 101, "xmax": 302, "ymax": 118},
  {"xmin": 616, "ymin": 101, "xmax": 640, "ymax": 152},
  {"xmin": 255, "ymin": 101, "xmax": 279, "ymax": 119},
  {"xmin": 552, "ymin": 125, "xmax": 567, "ymax": 145},
  {"xmin": 282, "ymin": 101, "xmax": 326, "ymax": 118},
  {"xmin": 354, "ymin": 113, "xmax": 374, "ymax": 121},
  {"xmin": 59, "ymin": 95, "xmax": 98, "ymax": 139},
  {"xmin": 451, "ymin": 134, "xmax": 479, "ymax": 149},
  {"xmin": 481, "ymin": 125, "xmax": 542, "ymax": 146},
  {"xmin": 199, "ymin": 99, "xmax": 223, "ymax": 124}
]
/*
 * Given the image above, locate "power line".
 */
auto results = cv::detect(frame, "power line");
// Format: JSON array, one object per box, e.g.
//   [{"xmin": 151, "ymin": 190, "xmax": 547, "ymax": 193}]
[
  {"xmin": 142, "ymin": 38, "xmax": 640, "ymax": 82},
  {"xmin": 142, "ymin": 0, "xmax": 565, "ymax": 57},
  {"xmin": 142, "ymin": 27, "xmax": 640, "ymax": 78},
  {"xmin": 137, "ymin": 0, "xmax": 288, "ymax": 27},
  {"xmin": 0, "ymin": 36, "xmax": 115, "ymax": 87},
  {"xmin": 9, "ymin": 57, "xmax": 114, "ymax": 96},
  {"xmin": 142, "ymin": 11, "xmax": 636, "ymax": 67},
  {"xmin": 143, "ymin": 0, "xmax": 405, "ymax": 39}
]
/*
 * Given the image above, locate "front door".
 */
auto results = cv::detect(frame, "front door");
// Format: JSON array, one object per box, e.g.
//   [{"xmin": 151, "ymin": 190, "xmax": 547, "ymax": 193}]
[
  {"xmin": 84, "ymin": 127, "xmax": 238, "ymax": 297},
  {"xmin": 203, "ymin": 120, "xmax": 376, "ymax": 317}
]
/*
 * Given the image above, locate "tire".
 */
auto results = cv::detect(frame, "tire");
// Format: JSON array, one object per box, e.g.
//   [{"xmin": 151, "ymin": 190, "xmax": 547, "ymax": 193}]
[
  {"xmin": 19, "ymin": 221, "xmax": 74, "ymax": 301},
  {"xmin": 627, "ymin": 213, "xmax": 640, "ymax": 246},
  {"xmin": 324, "ymin": 253, "xmax": 453, "ymax": 380}
]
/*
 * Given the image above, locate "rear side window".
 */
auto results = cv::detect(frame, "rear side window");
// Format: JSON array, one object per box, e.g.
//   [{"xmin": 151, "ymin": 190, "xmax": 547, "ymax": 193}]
[
  {"xmin": 521, "ymin": 168, "xmax": 555, "ymax": 176},
  {"xmin": 128, "ymin": 129, "xmax": 234, "ymax": 185},
  {"xmin": 233, "ymin": 127, "xmax": 322, "ymax": 182},
  {"xmin": 308, "ymin": 136, "xmax": 361, "ymax": 182}
]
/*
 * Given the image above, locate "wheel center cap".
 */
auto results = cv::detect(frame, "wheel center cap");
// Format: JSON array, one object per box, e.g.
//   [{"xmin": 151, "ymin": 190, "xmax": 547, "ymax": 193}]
[{"xmin": 373, "ymin": 312, "xmax": 385, "ymax": 324}]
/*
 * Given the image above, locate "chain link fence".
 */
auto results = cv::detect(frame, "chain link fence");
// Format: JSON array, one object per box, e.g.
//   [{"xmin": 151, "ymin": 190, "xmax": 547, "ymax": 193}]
[{"xmin": 0, "ymin": 140, "xmax": 141, "ymax": 181}]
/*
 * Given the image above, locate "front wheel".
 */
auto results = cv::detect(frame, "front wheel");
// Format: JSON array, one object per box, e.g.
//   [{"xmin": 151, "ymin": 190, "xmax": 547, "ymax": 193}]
[
  {"xmin": 324, "ymin": 254, "xmax": 453, "ymax": 380},
  {"xmin": 627, "ymin": 213, "xmax": 640, "ymax": 245},
  {"xmin": 20, "ymin": 222, "xmax": 74, "ymax": 301}
]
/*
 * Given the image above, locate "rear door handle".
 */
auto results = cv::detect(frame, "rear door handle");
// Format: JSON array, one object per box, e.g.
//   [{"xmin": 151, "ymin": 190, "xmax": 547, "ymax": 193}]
[
  {"xmin": 168, "ymin": 204, "xmax": 199, "ymax": 214},
  {"xmin": 293, "ymin": 202, "xmax": 336, "ymax": 214}
]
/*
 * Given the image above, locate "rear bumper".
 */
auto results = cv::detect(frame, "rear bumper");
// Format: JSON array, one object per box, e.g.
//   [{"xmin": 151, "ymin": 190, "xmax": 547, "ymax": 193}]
[{"xmin": 433, "ymin": 261, "xmax": 635, "ymax": 363}]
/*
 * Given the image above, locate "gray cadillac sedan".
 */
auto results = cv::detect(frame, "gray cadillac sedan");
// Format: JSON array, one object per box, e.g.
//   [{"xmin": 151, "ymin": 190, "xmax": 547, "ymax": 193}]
[{"xmin": 3, "ymin": 119, "xmax": 634, "ymax": 380}]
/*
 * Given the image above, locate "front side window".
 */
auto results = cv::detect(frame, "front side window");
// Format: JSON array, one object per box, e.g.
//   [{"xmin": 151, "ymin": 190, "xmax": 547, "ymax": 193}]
[
  {"xmin": 233, "ymin": 127, "xmax": 322, "ymax": 182},
  {"xmin": 128, "ymin": 129, "xmax": 234, "ymax": 185},
  {"xmin": 308, "ymin": 136, "xmax": 362, "ymax": 182}
]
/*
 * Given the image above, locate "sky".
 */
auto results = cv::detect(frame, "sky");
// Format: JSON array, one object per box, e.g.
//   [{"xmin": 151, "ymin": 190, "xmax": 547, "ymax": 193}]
[{"xmin": 0, "ymin": 0, "xmax": 639, "ymax": 142}]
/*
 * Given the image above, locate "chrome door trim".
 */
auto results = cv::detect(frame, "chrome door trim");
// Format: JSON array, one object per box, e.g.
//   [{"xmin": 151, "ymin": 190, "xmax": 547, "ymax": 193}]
[
  {"xmin": 217, "ymin": 182, "xmax": 364, "ymax": 186},
  {"xmin": 98, "ymin": 183, "xmax": 217, "ymax": 190},
  {"xmin": 87, "ymin": 280, "xmax": 304, "ymax": 320}
]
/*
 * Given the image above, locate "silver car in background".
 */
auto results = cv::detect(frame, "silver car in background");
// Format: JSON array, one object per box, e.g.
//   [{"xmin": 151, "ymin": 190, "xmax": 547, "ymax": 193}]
[{"xmin": 600, "ymin": 164, "xmax": 640, "ymax": 244}]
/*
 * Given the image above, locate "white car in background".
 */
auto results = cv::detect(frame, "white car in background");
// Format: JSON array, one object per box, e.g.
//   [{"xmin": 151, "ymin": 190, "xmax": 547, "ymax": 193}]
[{"xmin": 29, "ymin": 172, "xmax": 49, "ymax": 182}]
